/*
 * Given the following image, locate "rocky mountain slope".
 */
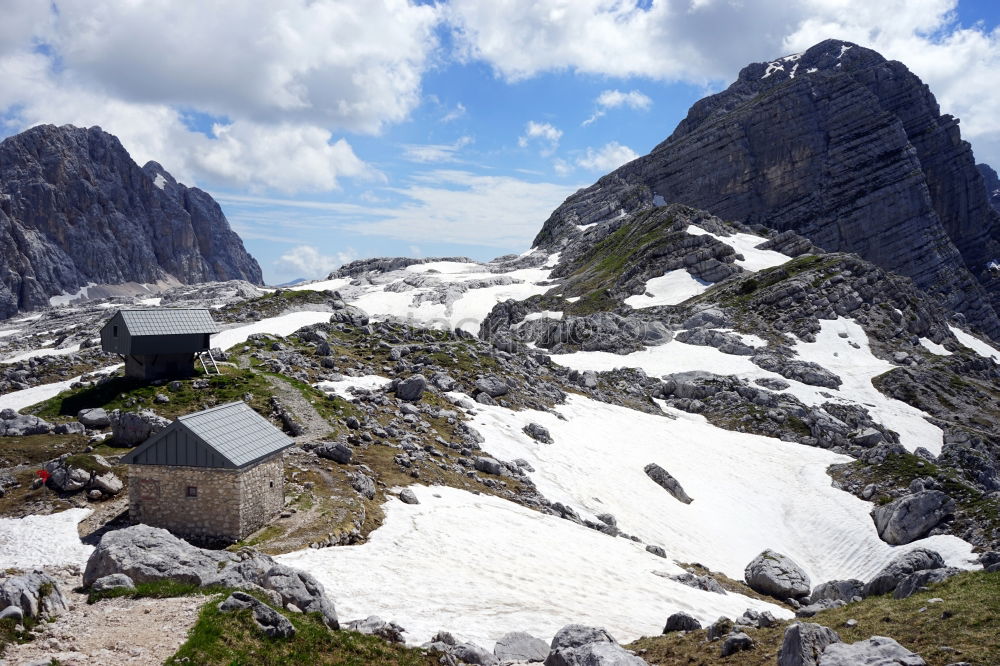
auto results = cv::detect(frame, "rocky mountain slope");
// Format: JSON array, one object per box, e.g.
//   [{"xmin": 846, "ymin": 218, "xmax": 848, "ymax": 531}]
[
  {"xmin": 2, "ymin": 39, "xmax": 1000, "ymax": 666},
  {"xmin": 0, "ymin": 124, "xmax": 262, "ymax": 320},
  {"xmin": 534, "ymin": 39, "xmax": 1000, "ymax": 340}
]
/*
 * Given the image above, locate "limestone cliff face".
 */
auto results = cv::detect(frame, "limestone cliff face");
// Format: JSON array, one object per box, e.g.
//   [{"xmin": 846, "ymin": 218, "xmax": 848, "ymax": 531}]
[
  {"xmin": 534, "ymin": 40, "xmax": 1000, "ymax": 338},
  {"xmin": 0, "ymin": 124, "xmax": 262, "ymax": 319},
  {"xmin": 978, "ymin": 164, "xmax": 1000, "ymax": 215}
]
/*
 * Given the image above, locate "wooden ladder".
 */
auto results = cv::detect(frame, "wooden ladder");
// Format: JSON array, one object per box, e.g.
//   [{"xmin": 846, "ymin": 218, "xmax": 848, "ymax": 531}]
[{"xmin": 198, "ymin": 350, "xmax": 221, "ymax": 375}]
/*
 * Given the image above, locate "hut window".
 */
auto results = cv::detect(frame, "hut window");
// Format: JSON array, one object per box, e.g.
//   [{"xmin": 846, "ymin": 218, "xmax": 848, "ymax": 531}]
[
  {"xmin": 270, "ymin": 481, "xmax": 274, "ymax": 488},
  {"xmin": 186, "ymin": 486, "xmax": 198, "ymax": 497},
  {"xmin": 112, "ymin": 325, "xmax": 119, "ymax": 337}
]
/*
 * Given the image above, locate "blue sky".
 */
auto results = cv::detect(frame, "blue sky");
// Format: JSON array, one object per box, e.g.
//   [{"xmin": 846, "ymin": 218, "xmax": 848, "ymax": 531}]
[{"xmin": 1, "ymin": 1, "xmax": 999, "ymax": 284}]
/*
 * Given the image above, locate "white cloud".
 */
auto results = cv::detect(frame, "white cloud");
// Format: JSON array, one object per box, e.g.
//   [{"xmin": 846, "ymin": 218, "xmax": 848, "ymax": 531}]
[
  {"xmin": 518, "ymin": 121, "xmax": 563, "ymax": 155},
  {"xmin": 446, "ymin": 0, "xmax": 1000, "ymax": 165},
  {"xmin": 274, "ymin": 245, "xmax": 356, "ymax": 280},
  {"xmin": 357, "ymin": 170, "xmax": 577, "ymax": 247},
  {"xmin": 583, "ymin": 89, "xmax": 652, "ymax": 125},
  {"xmin": 0, "ymin": 0, "xmax": 441, "ymax": 193},
  {"xmin": 596, "ymin": 89, "xmax": 653, "ymax": 111},
  {"xmin": 442, "ymin": 103, "xmax": 467, "ymax": 123},
  {"xmin": 575, "ymin": 142, "xmax": 640, "ymax": 172},
  {"xmin": 402, "ymin": 136, "xmax": 473, "ymax": 163}
]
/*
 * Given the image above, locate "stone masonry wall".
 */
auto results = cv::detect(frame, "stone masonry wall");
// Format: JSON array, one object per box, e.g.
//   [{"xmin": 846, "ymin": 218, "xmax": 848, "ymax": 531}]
[
  {"xmin": 127, "ymin": 464, "xmax": 243, "ymax": 541},
  {"xmin": 238, "ymin": 455, "xmax": 285, "ymax": 537}
]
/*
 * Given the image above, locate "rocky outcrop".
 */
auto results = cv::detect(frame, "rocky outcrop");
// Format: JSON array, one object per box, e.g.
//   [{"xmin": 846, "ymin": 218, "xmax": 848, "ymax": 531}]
[
  {"xmin": 0, "ymin": 572, "xmax": 68, "ymax": 622},
  {"xmin": 871, "ymin": 490, "xmax": 955, "ymax": 544},
  {"xmin": 494, "ymin": 631, "xmax": 549, "ymax": 663},
  {"xmin": 643, "ymin": 463, "xmax": 693, "ymax": 504},
  {"xmin": 219, "ymin": 591, "xmax": 296, "ymax": 639},
  {"xmin": 744, "ymin": 549, "xmax": 811, "ymax": 599},
  {"xmin": 663, "ymin": 612, "xmax": 701, "ymax": 633},
  {"xmin": 0, "ymin": 124, "xmax": 262, "ymax": 319},
  {"xmin": 863, "ymin": 548, "xmax": 944, "ymax": 597},
  {"xmin": 978, "ymin": 163, "xmax": 1000, "ymax": 215},
  {"xmin": 83, "ymin": 524, "xmax": 338, "ymax": 628},
  {"xmin": 778, "ymin": 622, "xmax": 841, "ymax": 666},
  {"xmin": 533, "ymin": 40, "xmax": 1000, "ymax": 339},
  {"xmin": 543, "ymin": 625, "xmax": 647, "ymax": 666},
  {"xmin": 819, "ymin": 636, "xmax": 926, "ymax": 665}
]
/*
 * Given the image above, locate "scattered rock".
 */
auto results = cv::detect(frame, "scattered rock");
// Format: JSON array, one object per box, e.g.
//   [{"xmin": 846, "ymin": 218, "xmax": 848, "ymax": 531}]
[
  {"xmin": 343, "ymin": 615, "xmax": 406, "ymax": 643},
  {"xmin": 744, "ymin": 549, "xmax": 811, "ymax": 599},
  {"xmin": 893, "ymin": 567, "xmax": 960, "ymax": 599},
  {"xmin": 818, "ymin": 636, "xmax": 926, "ymax": 665},
  {"xmin": 721, "ymin": 631, "xmax": 754, "ymax": 657},
  {"xmin": 109, "ymin": 409, "xmax": 169, "ymax": 447},
  {"xmin": 396, "ymin": 374, "xmax": 427, "ymax": 402},
  {"xmin": 0, "ymin": 573, "xmax": 68, "ymax": 621},
  {"xmin": 643, "ymin": 463, "xmax": 692, "ymax": 504},
  {"xmin": 475, "ymin": 375, "xmax": 510, "ymax": 398},
  {"xmin": 90, "ymin": 573, "xmax": 135, "ymax": 593},
  {"xmin": 778, "ymin": 622, "xmax": 841, "ymax": 666},
  {"xmin": 219, "ymin": 591, "xmax": 296, "ymax": 639},
  {"xmin": 808, "ymin": 579, "xmax": 864, "ymax": 605},
  {"xmin": 399, "ymin": 489, "xmax": 420, "ymax": 505},
  {"xmin": 523, "ymin": 422, "xmax": 553, "ymax": 444},
  {"xmin": 663, "ymin": 612, "xmax": 701, "ymax": 633},
  {"xmin": 645, "ymin": 545, "xmax": 666, "ymax": 558},
  {"xmin": 669, "ymin": 572, "xmax": 726, "ymax": 594},
  {"xmin": 77, "ymin": 407, "xmax": 111, "ymax": 428},
  {"xmin": 494, "ymin": 631, "xmax": 549, "ymax": 663},
  {"xmin": 475, "ymin": 456, "xmax": 504, "ymax": 476},
  {"xmin": 315, "ymin": 441, "xmax": 353, "ymax": 464}
]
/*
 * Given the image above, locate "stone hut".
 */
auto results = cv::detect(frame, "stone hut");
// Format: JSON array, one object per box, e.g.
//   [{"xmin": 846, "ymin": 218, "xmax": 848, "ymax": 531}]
[
  {"xmin": 120, "ymin": 401, "xmax": 292, "ymax": 542},
  {"xmin": 100, "ymin": 308, "xmax": 220, "ymax": 380}
]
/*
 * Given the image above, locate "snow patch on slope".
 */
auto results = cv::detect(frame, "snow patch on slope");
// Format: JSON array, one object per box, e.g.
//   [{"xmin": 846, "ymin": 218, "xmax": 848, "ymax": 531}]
[
  {"xmin": 685, "ymin": 225, "xmax": 791, "ymax": 271},
  {"xmin": 0, "ymin": 509, "xmax": 94, "ymax": 569},
  {"xmin": 624, "ymin": 270, "xmax": 712, "ymax": 308},
  {"xmin": 949, "ymin": 325, "xmax": 1000, "ymax": 362},
  {"xmin": 212, "ymin": 311, "xmax": 335, "ymax": 351}
]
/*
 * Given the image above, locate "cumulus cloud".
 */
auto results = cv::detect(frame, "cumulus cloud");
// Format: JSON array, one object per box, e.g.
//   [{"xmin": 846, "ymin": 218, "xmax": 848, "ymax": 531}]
[
  {"xmin": 575, "ymin": 142, "xmax": 640, "ymax": 172},
  {"xmin": 0, "ymin": 0, "xmax": 440, "ymax": 192},
  {"xmin": 583, "ymin": 88, "xmax": 653, "ymax": 125},
  {"xmin": 447, "ymin": 0, "xmax": 1000, "ymax": 164},
  {"xmin": 274, "ymin": 244, "xmax": 357, "ymax": 280},
  {"xmin": 518, "ymin": 121, "xmax": 563, "ymax": 155}
]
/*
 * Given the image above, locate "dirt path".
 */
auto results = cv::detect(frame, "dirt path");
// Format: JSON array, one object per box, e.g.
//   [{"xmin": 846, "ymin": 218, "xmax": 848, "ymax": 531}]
[
  {"xmin": 1, "ymin": 569, "xmax": 203, "ymax": 665},
  {"xmin": 265, "ymin": 375, "xmax": 332, "ymax": 445}
]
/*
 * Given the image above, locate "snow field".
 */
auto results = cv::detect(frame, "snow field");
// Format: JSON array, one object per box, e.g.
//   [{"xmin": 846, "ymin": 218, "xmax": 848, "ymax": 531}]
[
  {"xmin": 2, "ymin": 343, "xmax": 82, "ymax": 365},
  {"xmin": 314, "ymin": 375, "xmax": 391, "ymax": 400},
  {"xmin": 211, "ymin": 311, "xmax": 335, "ymax": 351},
  {"xmin": 554, "ymin": 318, "xmax": 943, "ymax": 454},
  {"xmin": 0, "ymin": 509, "xmax": 94, "ymax": 569},
  {"xmin": 623, "ymin": 270, "xmax": 712, "ymax": 308},
  {"xmin": 685, "ymin": 225, "xmax": 791, "ymax": 271},
  {"xmin": 948, "ymin": 325, "xmax": 1000, "ymax": 362},
  {"xmin": 0, "ymin": 364, "xmax": 121, "ymax": 412},
  {"xmin": 279, "ymin": 485, "xmax": 791, "ymax": 649}
]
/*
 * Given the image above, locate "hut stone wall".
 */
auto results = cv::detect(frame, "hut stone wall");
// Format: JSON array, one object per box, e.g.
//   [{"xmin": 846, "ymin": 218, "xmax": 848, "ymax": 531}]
[{"xmin": 127, "ymin": 455, "xmax": 286, "ymax": 541}]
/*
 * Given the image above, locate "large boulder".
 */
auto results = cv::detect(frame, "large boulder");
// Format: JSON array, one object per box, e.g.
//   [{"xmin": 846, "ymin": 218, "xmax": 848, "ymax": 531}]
[
  {"xmin": 744, "ymin": 549, "xmax": 811, "ymax": 599},
  {"xmin": 315, "ymin": 441, "xmax": 353, "ymax": 464},
  {"xmin": 395, "ymin": 374, "xmax": 427, "ymax": 402},
  {"xmin": 343, "ymin": 616, "xmax": 406, "ymax": 643},
  {"xmin": 109, "ymin": 409, "xmax": 169, "ymax": 447},
  {"xmin": 1, "ymin": 413, "xmax": 54, "ymax": 437},
  {"xmin": 663, "ymin": 612, "xmax": 701, "ymax": 633},
  {"xmin": 494, "ymin": 631, "xmax": 549, "ymax": 663},
  {"xmin": 892, "ymin": 567, "xmax": 961, "ymax": 599},
  {"xmin": 83, "ymin": 525, "xmax": 338, "ymax": 628},
  {"xmin": 808, "ymin": 579, "xmax": 865, "ymax": 604},
  {"xmin": 544, "ymin": 625, "xmax": 648, "ymax": 666},
  {"xmin": 864, "ymin": 548, "xmax": 945, "ymax": 597},
  {"xmin": 871, "ymin": 491, "xmax": 955, "ymax": 545},
  {"xmin": 818, "ymin": 636, "xmax": 926, "ymax": 665},
  {"xmin": 0, "ymin": 573, "xmax": 68, "ymax": 621},
  {"xmin": 720, "ymin": 632, "xmax": 754, "ymax": 657},
  {"xmin": 329, "ymin": 305, "xmax": 370, "ymax": 327},
  {"xmin": 475, "ymin": 375, "xmax": 510, "ymax": 398},
  {"xmin": 77, "ymin": 407, "xmax": 111, "ymax": 428},
  {"xmin": 643, "ymin": 463, "xmax": 692, "ymax": 504},
  {"xmin": 778, "ymin": 622, "xmax": 841, "ymax": 666}
]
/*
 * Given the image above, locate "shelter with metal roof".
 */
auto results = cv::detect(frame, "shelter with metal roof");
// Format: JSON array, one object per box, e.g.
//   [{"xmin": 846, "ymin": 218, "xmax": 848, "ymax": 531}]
[
  {"xmin": 121, "ymin": 402, "xmax": 293, "ymax": 542},
  {"xmin": 100, "ymin": 308, "xmax": 221, "ymax": 380}
]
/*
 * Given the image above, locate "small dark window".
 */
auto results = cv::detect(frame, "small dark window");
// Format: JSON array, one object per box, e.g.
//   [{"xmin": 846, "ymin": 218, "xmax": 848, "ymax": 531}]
[
  {"xmin": 113, "ymin": 325, "xmax": 119, "ymax": 337},
  {"xmin": 269, "ymin": 481, "xmax": 274, "ymax": 488},
  {"xmin": 186, "ymin": 486, "xmax": 198, "ymax": 497}
]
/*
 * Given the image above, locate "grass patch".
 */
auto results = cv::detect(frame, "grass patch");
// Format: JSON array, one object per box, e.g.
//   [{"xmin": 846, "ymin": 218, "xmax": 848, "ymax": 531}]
[
  {"xmin": 628, "ymin": 570, "xmax": 1000, "ymax": 666},
  {"xmin": 28, "ymin": 367, "xmax": 274, "ymax": 421},
  {"xmin": 87, "ymin": 579, "xmax": 227, "ymax": 604},
  {"xmin": 166, "ymin": 592, "xmax": 438, "ymax": 666}
]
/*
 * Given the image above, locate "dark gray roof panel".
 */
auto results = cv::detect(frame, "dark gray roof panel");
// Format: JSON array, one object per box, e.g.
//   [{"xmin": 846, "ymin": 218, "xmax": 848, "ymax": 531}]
[
  {"xmin": 178, "ymin": 402, "xmax": 293, "ymax": 468},
  {"xmin": 120, "ymin": 402, "xmax": 292, "ymax": 469},
  {"xmin": 119, "ymin": 309, "xmax": 220, "ymax": 336}
]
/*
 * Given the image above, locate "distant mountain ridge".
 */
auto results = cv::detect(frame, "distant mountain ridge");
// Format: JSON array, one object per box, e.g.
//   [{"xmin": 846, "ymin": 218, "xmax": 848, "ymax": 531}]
[
  {"xmin": 533, "ymin": 39, "xmax": 1000, "ymax": 339},
  {"xmin": 0, "ymin": 124, "xmax": 262, "ymax": 319}
]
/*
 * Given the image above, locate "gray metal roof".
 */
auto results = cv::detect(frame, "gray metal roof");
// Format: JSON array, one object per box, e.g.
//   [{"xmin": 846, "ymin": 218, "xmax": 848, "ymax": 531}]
[
  {"xmin": 177, "ymin": 402, "xmax": 293, "ymax": 468},
  {"xmin": 121, "ymin": 402, "xmax": 293, "ymax": 469},
  {"xmin": 118, "ymin": 309, "xmax": 220, "ymax": 336}
]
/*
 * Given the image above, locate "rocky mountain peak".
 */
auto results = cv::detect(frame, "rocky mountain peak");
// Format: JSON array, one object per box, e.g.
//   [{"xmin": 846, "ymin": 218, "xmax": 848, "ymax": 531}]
[
  {"xmin": 0, "ymin": 124, "xmax": 263, "ymax": 319},
  {"xmin": 534, "ymin": 39, "xmax": 1000, "ymax": 340}
]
